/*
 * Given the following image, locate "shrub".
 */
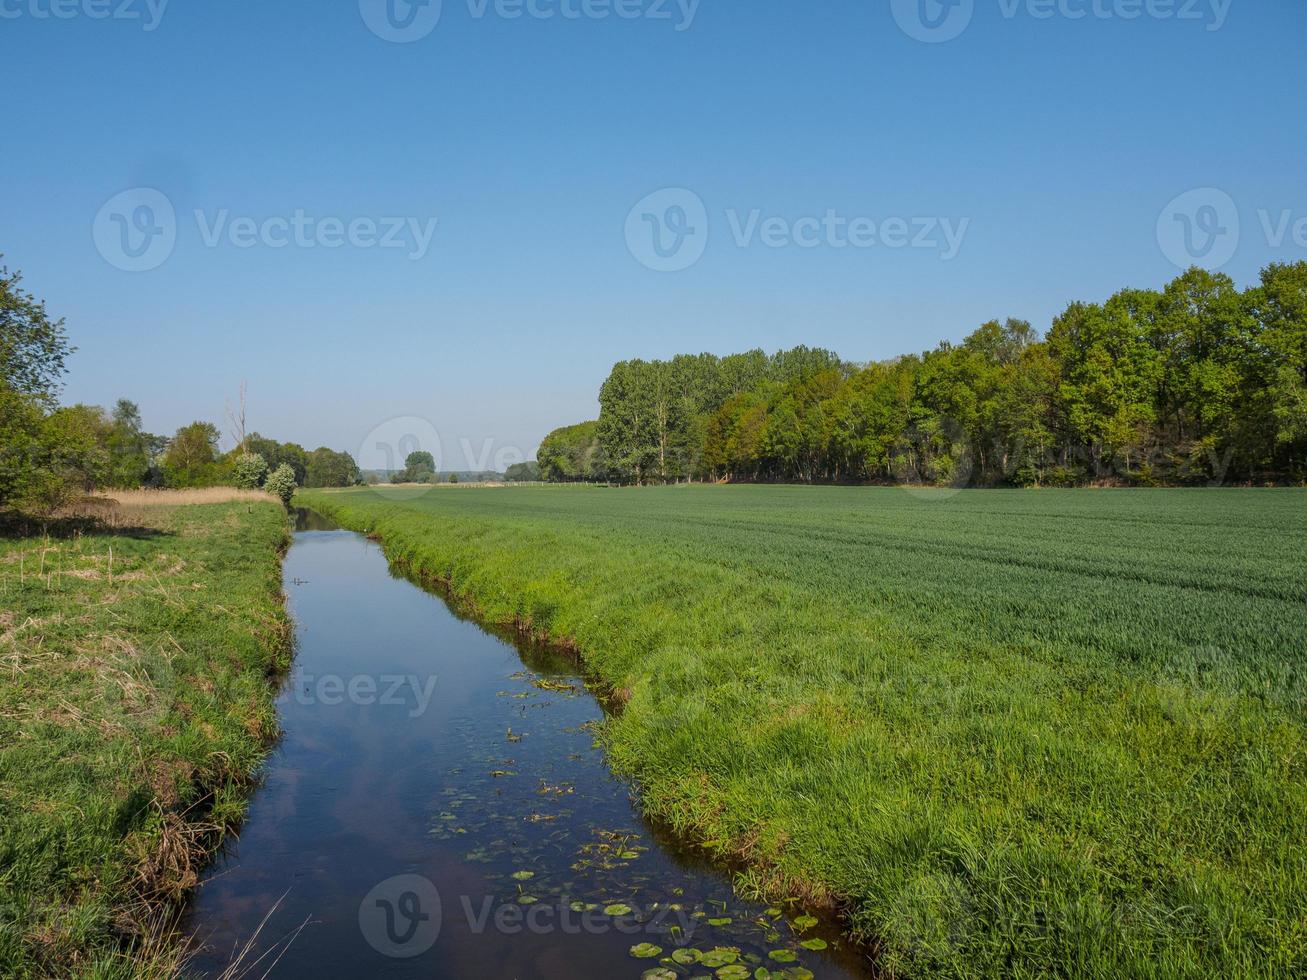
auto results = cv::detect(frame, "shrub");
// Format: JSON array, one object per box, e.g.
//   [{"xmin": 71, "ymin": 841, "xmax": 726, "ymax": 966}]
[
  {"xmin": 264, "ymin": 463, "xmax": 297, "ymax": 508},
  {"xmin": 232, "ymin": 451, "xmax": 269, "ymax": 489}
]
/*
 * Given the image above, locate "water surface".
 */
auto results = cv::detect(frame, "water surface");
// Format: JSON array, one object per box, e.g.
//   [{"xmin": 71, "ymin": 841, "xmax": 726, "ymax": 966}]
[{"xmin": 184, "ymin": 511, "xmax": 871, "ymax": 978}]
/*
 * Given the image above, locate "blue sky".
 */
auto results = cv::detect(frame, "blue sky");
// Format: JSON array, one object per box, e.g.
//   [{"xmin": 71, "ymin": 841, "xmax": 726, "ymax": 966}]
[{"xmin": 1, "ymin": 0, "xmax": 1304, "ymax": 468}]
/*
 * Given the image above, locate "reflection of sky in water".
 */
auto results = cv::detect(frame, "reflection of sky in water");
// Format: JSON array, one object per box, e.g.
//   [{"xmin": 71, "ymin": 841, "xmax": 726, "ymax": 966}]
[{"xmin": 184, "ymin": 522, "xmax": 871, "ymax": 978}]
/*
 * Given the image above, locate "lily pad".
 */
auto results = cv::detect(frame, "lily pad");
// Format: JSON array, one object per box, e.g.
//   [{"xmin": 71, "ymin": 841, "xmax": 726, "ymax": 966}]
[
  {"xmin": 641, "ymin": 970, "xmax": 677, "ymax": 980},
  {"xmin": 700, "ymin": 947, "xmax": 739, "ymax": 968},
  {"xmin": 603, "ymin": 903, "xmax": 633, "ymax": 916},
  {"xmin": 708, "ymin": 916, "xmax": 732, "ymax": 927},
  {"xmin": 630, "ymin": 943, "xmax": 664, "ymax": 959},
  {"xmin": 799, "ymin": 938, "xmax": 827, "ymax": 951},
  {"xmin": 765, "ymin": 908, "xmax": 783, "ymax": 917},
  {"xmin": 792, "ymin": 915, "xmax": 818, "ymax": 931},
  {"xmin": 780, "ymin": 969, "xmax": 814, "ymax": 980},
  {"xmin": 768, "ymin": 949, "xmax": 798, "ymax": 963},
  {"xmin": 671, "ymin": 948, "xmax": 702, "ymax": 965},
  {"xmin": 716, "ymin": 967, "xmax": 751, "ymax": 980},
  {"xmin": 511, "ymin": 870, "xmax": 535, "ymax": 880},
  {"xmin": 516, "ymin": 895, "xmax": 538, "ymax": 905}
]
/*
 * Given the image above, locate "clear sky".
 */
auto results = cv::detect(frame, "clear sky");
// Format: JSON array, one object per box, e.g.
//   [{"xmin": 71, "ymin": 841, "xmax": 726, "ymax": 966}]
[{"xmin": 2, "ymin": 0, "xmax": 1304, "ymax": 468}]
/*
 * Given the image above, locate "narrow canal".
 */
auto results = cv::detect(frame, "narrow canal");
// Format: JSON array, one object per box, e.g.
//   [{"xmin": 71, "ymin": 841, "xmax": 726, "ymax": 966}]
[{"xmin": 184, "ymin": 510, "xmax": 871, "ymax": 978}]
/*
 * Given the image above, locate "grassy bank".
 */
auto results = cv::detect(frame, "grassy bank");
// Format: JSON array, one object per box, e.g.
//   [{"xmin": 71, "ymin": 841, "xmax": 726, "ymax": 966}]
[
  {"xmin": 299, "ymin": 484, "xmax": 1306, "ymax": 978},
  {"xmin": 0, "ymin": 494, "xmax": 291, "ymax": 978}
]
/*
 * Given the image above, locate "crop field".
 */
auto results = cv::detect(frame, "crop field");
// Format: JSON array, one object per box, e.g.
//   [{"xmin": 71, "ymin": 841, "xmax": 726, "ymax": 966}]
[
  {"xmin": 0, "ymin": 498, "xmax": 290, "ymax": 978},
  {"xmin": 298, "ymin": 484, "xmax": 1307, "ymax": 978}
]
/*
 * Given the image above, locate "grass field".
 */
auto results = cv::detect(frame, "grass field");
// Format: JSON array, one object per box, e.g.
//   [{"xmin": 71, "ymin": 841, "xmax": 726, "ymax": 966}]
[
  {"xmin": 299, "ymin": 484, "xmax": 1307, "ymax": 979},
  {"xmin": 0, "ymin": 495, "xmax": 290, "ymax": 978}
]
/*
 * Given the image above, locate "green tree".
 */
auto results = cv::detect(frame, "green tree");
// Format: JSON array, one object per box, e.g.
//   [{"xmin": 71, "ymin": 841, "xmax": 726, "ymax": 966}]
[
  {"xmin": 163, "ymin": 422, "xmax": 222, "ymax": 487},
  {"xmin": 305, "ymin": 447, "xmax": 361, "ymax": 488},
  {"xmin": 0, "ymin": 262, "xmax": 73, "ymax": 403}
]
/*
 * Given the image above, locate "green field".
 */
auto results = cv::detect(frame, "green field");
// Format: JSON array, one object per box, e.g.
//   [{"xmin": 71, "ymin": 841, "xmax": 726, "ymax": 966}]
[
  {"xmin": 0, "ymin": 498, "xmax": 290, "ymax": 978},
  {"xmin": 299, "ymin": 484, "xmax": 1307, "ymax": 978}
]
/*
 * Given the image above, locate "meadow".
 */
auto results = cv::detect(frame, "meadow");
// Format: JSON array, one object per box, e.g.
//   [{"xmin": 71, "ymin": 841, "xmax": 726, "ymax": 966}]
[
  {"xmin": 298, "ymin": 484, "xmax": 1307, "ymax": 979},
  {"xmin": 0, "ymin": 493, "xmax": 290, "ymax": 978}
]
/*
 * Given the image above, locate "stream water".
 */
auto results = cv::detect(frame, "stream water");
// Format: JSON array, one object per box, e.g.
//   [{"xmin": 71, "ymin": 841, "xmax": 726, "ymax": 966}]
[{"xmin": 183, "ymin": 511, "xmax": 872, "ymax": 978}]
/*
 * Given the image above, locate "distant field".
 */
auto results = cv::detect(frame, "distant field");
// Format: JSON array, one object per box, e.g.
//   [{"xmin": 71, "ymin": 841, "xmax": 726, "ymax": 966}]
[
  {"xmin": 0, "ymin": 499, "xmax": 290, "ymax": 978},
  {"xmin": 299, "ymin": 484, "xmax": 1307, "ymax": 978}
]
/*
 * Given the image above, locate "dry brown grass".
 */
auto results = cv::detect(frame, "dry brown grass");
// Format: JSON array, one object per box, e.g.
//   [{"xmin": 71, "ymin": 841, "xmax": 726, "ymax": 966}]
[{"xmin": 95, "ymin": 488, "xmax": 274, "ymax": 509}]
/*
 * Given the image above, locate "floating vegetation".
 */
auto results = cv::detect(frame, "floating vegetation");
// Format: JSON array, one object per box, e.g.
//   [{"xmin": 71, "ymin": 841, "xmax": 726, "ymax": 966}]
[{"xmin": 410, "ymin": 613, "xmax": 847, "ymax": 979}]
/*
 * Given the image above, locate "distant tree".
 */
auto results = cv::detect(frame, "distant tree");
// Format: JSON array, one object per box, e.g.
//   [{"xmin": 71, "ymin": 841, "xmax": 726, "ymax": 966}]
[
  {"xmin": 163, "ymin": 421, "xmax": 222, "ymax": 487},
  {"xmin": 448, "ymin": 472, "xmax": 459, "ymax": 484},
  {"xmin": 504, "ymin": 461, "xmax": 540, "ymax": 482},
  {"xmin": 305, "ymin": 447, "xmax": 361, "ymax": 488},
  {"xmin": 104, "ymin": 398, "xmax": 161, "ymax": 488},
  {"xmin": 392, "ymin": 450, "xmax": 436, "ymax": 484},
  {"xmin": 264, "ymin": 463, "xmax": 297, "ymax": 507}
]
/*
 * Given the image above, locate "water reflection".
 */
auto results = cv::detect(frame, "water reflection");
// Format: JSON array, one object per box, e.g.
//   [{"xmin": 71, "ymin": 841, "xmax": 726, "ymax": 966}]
[{"xmin": 184, "ymin": 513, "xmax": 871, "ymax": 978}]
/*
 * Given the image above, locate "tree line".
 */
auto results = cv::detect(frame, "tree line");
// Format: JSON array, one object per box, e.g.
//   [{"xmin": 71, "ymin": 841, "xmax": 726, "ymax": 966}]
[
  {"xmin": 538, "ymin": 263, "xmax": 1306, "ymax": 487},
  {"xmin": 0, "ymin": 262, "xmax": 361, "ymax": 518}
]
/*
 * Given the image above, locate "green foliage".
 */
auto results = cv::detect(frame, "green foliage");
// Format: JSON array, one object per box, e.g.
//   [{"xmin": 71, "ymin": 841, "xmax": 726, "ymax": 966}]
[
  {"xmin": 0, "ymin": 261, "xmax": 73, "ymax": 403},
  {"xmin": 264, "ymin": 463, "xmax": 297, "ymax": 507},
  {"xmin": 0, "ymin": 501, "xmax": 289, "ymax": 977},
  {"xmin": 538, "ymin": 420, "xmax": 604, "ymax": 482},
  {"xmin": 304, "ymin": 446, "xmax": 360, "ymax": 488},
  {"xmin": 232, "ymin": 451, "xmax": 269, "ymax": 489},
  {"xmin": 584, "ymin": 264, "xmax": 1307, "ymax": 486},
  {"xmin": 162, "ymin": 421, "xmax": 223, "ymax": 488},
  {"xmin": 448, "ymin": 472, "xmax": 458, "ymax": 484},
  {"xmin": 246, "ymin": 433, "xmax": 308, "ymax": 484},
  {"xmin": 392, "ymin": 450, "xmax": 437, "ymax": 484},
  {"xmin": 301, "ymin": 484, "xmax": 1307, "ymax": 979},
  {"xmin": 504, "ymin": 460, "xmax": 541, "ymax": 482}
]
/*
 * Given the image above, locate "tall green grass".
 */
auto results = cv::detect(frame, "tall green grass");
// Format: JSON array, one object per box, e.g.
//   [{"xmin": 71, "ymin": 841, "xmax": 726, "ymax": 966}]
[
  {"xmin": 0, "ymin": 501, "xmax": 290, "ymax": 978},
  {"xmin": 300, "ymin": 485, "xmax": 1307, "ymax": 978}
]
